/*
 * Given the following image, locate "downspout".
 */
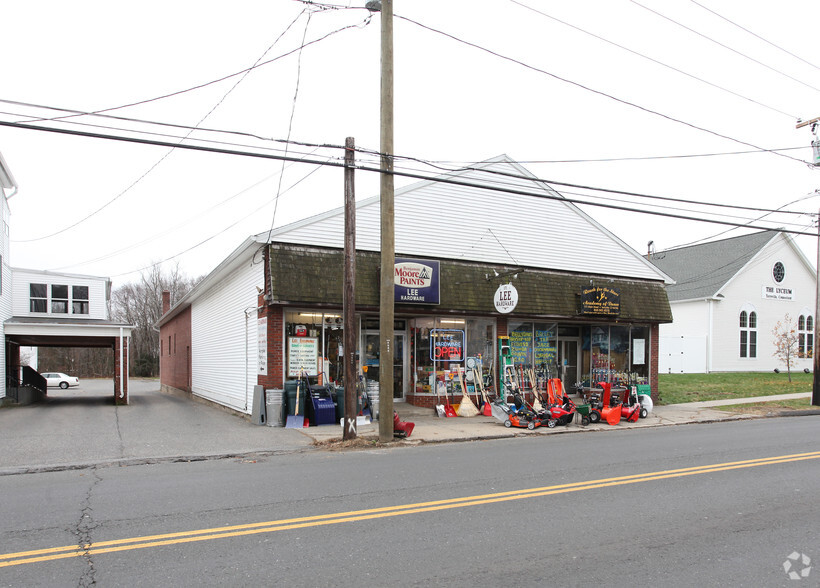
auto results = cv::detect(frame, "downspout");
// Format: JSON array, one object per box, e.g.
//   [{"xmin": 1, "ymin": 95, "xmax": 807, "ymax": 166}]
[
  {"xmin": 119, "ymin": 327, "xmax": 124, "ymax": 399},
  {"xmin": 707, "ymin": 299, "xmax": 714, "ymax": 373}
]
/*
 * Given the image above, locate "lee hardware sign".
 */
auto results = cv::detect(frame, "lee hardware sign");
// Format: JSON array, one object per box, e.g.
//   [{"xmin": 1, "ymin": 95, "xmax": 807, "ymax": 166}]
[
  {"xmin": 394, "ymin": 258, "xmax": 440, "ymax": 304},
  {"xmin": 493, "ymin": 283, "xmax": 519, "ymax": 314},
  {"xmin": 581, "ymin": 286, "xmax": 620, "ymax": 316}
]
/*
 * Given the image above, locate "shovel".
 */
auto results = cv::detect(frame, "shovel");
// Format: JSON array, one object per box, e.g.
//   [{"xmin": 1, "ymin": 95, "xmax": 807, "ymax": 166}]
[{"xmin": 286, "ymin": 374, "xmax": 305, "ymax": 428}]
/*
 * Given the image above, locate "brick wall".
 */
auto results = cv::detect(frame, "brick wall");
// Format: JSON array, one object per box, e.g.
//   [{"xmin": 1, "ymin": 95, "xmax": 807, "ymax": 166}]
[
  {"xmin": 650, "ymin": 323, "xmax": 659, "ymax": 401},
  {"xmin": 159, "ymin": 306, "xmax": 192, "ymax": 393}
]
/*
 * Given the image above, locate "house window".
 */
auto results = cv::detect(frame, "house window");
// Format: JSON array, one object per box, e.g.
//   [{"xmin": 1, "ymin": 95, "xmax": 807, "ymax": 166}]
[
  {"xmin": 72, "ymin": 286, "xmax": 89, "ymax": 314},
  {"xmin": 798, "ymin": 314, "xmax": 813, "ymax": 358},
  {"xmin": 739, "ymin": 310, "xmax": 757, "ymax": 358},
  {"xmin": 30, "ymin": 283, "xmax": 47, "ymax": 313},
  {"xmin": 51, "ymin": 284, "xmax": 69, "ymax": 313}
]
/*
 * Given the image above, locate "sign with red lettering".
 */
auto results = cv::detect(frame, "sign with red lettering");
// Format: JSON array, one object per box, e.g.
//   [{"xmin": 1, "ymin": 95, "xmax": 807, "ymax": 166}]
[
  {"xmin": 430, "ymin": 329, "xmax": 465, "ymax": 362},
  {"xmin": 394, "ymin": 258, "xmax": 440, "ymax": 304},
  {"xmin": 494, "ymin": 283, "xmax": 518, "ymax": 314}
]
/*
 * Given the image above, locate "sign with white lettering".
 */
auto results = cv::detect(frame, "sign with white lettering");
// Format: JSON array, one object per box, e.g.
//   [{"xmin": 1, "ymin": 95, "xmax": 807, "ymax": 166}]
[
  {"xmin": 494, "ymin": 283, "xmax": 518, "ymax": 314},
  {"xmin": 762, "ymin": 285, "xmax": 794, "ymax": 300},
  {"xmin": 394, "ymin": 258, "xmax": 440, "ymax": 304}
]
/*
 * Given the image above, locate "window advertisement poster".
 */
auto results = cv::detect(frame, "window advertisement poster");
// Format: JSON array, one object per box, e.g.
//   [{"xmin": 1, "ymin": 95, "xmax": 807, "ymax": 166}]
[
  {"xmin": 534, "ymin": 329, "xmax": 556, "ymax": 365},
  {"xmin": 288, "ymin": 336, "xmax": 318, "ymax": 376},
  {"xmin": 394, "ymin": 258, "xmax": 440, "ymax": 304},
  {"xmin": 633, "ymin": 338, "xmax": 646, "ymax": 365},
  {"xmin": 430, "ymin": 329, "xmax": 465, "ymax": 362},
  {"xmin": 509, "ymin": 330, "xmax": 532, "ymax": 366},
  {"xmin": 257, "ymin": 317, "xmax": 268, "ymax": 375}
]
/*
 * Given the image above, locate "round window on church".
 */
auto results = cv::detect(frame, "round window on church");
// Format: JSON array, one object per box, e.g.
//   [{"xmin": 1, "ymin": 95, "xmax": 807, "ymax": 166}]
[{"xmin": 773, "ymin": 261, "xmax": 785, "ymax": 283}]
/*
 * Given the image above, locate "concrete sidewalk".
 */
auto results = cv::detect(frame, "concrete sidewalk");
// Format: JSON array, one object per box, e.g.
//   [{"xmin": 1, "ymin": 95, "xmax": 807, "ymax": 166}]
[{"xmin": 0, "ymin": 381, "xmax": 815, "ymax": 475}]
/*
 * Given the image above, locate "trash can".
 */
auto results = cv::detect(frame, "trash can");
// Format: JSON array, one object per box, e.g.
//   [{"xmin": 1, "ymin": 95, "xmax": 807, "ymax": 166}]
[
  {"xmin": 266, "ymin": 389, "xmax": 284, "ymax": 427},
  {"xmin": 284, "ymin": 380, "xmax": 307, "ymax": 417}
]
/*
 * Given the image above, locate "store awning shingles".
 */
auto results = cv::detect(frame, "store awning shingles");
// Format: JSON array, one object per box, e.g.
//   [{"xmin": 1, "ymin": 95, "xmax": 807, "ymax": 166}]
[{"xmin": 269, "ymin": 243, "xmax": 672, "ymax": 323}]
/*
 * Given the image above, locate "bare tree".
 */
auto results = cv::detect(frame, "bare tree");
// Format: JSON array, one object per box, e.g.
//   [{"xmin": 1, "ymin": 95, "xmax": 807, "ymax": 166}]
[
  {"xmin": 772, "ymin": 314, "xmax": 800, "ymax": 382},
  {"xmin": 110, "ymin": 263, "xmax": 200, "ymax": 377}
]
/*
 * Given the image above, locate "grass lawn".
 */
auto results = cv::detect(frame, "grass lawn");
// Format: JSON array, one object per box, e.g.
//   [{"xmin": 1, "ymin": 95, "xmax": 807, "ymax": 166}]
[
  {"xmin": 657, "ymin": 371, "xmax": 813, "ymax": 405},
  {"xmin": 715, "ymin": 398, "xmax": 813, "ymax": 414}
]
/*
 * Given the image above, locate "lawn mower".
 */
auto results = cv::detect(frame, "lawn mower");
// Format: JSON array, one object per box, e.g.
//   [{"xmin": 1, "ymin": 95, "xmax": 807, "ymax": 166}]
[{"xmin": 493, "ymin": 392, "xmax": 543, "ymax": 430}]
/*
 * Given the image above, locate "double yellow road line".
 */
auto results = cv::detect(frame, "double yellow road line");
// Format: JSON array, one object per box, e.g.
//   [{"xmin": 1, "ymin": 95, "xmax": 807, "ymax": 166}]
[{"xmin": 2, "ymin": 450, "xmax": 819, "ymax": 568}]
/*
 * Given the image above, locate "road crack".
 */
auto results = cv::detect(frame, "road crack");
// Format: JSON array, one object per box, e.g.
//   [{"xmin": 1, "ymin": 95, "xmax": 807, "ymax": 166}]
[{"xmin": 76, "ymin": 467, "xmax": 102, "ymax": 587}]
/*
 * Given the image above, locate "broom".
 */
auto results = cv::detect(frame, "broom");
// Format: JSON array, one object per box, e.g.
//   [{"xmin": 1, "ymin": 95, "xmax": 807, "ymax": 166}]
[{"xmin": 456, "ymin": 367, "xmax": 479, "ymax": 417}]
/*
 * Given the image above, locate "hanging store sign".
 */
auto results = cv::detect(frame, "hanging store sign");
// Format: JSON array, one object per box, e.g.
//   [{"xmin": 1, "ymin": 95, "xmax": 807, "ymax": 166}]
[
  {"xmin": 581, "ymin": 286, "xmax": 620, "ymax": 315},
  {"xmin": 494, "ymin": 283, "xmax": 518, "ymax": 314},
  {"xmin": 394, "ymin": 258, "xmax": 440, "ymax": 304},
  {"xmin": 430, "ymin": 329, "xmax": 465, "ymax": 362}
]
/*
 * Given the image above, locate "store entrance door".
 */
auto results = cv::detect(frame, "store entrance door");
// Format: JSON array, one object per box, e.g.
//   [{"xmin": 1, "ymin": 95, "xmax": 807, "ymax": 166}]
[
  {"xmin": 557, "ymin": 338, "xmax": 580, "ymax": 394},
  {"xmin": 363, "ymin": 331, "xmax": 406, "ymax": 401}
]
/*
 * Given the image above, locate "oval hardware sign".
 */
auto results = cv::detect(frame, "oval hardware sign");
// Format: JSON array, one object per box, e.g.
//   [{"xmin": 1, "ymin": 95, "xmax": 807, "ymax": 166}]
[{"xmin": 494, "ymin": 283, "xmax": 518, "ymax": 314}]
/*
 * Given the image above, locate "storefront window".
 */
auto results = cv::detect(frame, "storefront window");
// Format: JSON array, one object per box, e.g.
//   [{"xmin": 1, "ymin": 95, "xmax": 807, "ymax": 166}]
[
  {"xmin": 285, "ymin": 310, "xmax": 348, "ymax": 384},
  {"xmin": 410, "ymin": 317, "xmax": 494, "ymax": 395},
  {"xmin": 581, "ymin": 324, "xmax": 650, "ymax": 387}
]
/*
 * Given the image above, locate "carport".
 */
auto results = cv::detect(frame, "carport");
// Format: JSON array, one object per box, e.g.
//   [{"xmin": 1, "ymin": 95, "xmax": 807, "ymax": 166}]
[{"xmin": 4, "ymin": 317, "xmax": 133, "ymax": 405}]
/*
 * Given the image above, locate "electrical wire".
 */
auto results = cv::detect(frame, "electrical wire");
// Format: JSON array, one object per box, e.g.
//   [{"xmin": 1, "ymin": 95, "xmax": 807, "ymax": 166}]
[
  {"xmin": 629, "ymin": 0, "xmax": 820, "ymax": 95},
  {"xmin": 689, "ymin": 0, "xmax": 820, "ymax": 74},
  {"xmin": 4, "ymin": 117, "xmax": 814, "ymax": 239},
  {"xmin": 509, "ymin": 0, "xmax": 797, "ymax": 119},
  {"xmin": 393, "ymin": 13, "xmax": 809, "ymax": 166}
]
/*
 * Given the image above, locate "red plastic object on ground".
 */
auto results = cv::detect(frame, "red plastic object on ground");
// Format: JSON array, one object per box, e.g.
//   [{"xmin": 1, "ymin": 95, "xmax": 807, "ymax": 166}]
[{"xmin": 393, "ymin": 412, "xmax": 415, "ymax": 438}]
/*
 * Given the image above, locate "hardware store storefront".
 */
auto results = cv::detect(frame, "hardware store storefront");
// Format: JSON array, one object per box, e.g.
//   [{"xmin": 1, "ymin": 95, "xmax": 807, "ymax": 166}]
[{"xmin": 258, "ymin": 243, "xmax": 672, "ymax": 405}]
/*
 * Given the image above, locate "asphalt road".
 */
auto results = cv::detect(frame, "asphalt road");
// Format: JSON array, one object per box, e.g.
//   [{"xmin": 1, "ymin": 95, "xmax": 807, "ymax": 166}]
[{"xmin": 0, "ymin": 415, "xmax": 818, "ymax": 587}]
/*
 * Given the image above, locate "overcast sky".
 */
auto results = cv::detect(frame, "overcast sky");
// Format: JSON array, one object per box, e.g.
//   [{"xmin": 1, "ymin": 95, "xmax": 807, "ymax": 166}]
[{"xmin": 2, "ymin": 0, "xmax": 820, "ymax": 285}]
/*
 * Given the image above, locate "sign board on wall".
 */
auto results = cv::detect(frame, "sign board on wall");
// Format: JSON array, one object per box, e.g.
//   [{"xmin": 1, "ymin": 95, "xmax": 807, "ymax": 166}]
[
  {"xmin": 762, "ymin": 285, "xmax": 795, "ymax": 300},
  {"xmin": 288, "ymin": 336, "xmax": 318, "ymax": 376},
  {"xmin": 581, "ymin": 286, "xmax": 620, "ymax": 315},
  {"xmin": 394, "ymin": 258, "xmax": 440, "ymax": 304},
  {"xmin": 257, "ymin": 317, "xmax": 267, "ymax": 375},
  {"xmin": 494, "ymin": 283, "xmax": 518, "ymax": 314},
  {"xmin": 430, "ymin": 329, "xmax": 465, "ymax": 362}
]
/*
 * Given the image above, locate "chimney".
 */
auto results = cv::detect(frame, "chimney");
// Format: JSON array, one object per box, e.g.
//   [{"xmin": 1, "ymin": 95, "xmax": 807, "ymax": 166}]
[{"xmin": 162, "ymin": 291, "xmax": 171, "ymax": 315}]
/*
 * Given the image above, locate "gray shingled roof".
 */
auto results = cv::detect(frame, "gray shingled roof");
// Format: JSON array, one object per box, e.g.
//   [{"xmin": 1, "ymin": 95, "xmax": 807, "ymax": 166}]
[{"xmin": 648, "ymin": 231, "xmax": 777, "ymax": 302}]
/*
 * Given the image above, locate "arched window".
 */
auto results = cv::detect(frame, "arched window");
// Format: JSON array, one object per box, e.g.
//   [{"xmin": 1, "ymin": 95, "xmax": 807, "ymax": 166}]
[
  {"xmin": 739, "ymin": 308, "xmax": 757, "ymax": 358},
  {"xmin": 798, "ymin": 314, "xmax": 813, "ymax": 359}
]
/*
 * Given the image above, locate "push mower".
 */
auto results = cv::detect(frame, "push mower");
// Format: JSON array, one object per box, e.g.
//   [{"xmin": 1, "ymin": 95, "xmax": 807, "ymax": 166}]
[{"xmin": 494, "ymin": 393, "xmax": 543, "ymax": 430}]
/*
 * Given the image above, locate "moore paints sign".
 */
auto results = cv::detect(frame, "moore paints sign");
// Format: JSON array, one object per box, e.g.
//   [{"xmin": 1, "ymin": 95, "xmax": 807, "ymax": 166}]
[{"xmin": 394, "ymin": 258, "xmax": 440, "ymax": 304}]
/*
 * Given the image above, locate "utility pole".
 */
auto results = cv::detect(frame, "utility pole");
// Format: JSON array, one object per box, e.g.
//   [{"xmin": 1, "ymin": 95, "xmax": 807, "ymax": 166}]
[
  {"xmin": 343, "ymin": 137, "xmax": 357, "ymax": 439},
  {"xmin": 796, "ymin": 118, "xmax": 820, "ymax": 405},
  {"xmin": 814, "ymin": 208, "xmax": 820, "ymax": 406},
  {"xmin": 378, "ymin": 0, "xmax": 395, "ymax": 441}
]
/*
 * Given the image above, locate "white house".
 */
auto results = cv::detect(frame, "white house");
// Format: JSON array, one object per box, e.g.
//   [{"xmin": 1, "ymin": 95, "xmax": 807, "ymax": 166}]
[
  {"xmin": 649, "ymin": 230, "xmax": 816, "ymax": 373},
  {"xmin": 0, "ymin": 150, "xmax": 133, "ymax": 404}
]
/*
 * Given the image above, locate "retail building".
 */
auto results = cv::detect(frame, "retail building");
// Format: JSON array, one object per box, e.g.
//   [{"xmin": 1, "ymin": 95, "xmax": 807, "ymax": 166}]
[{"xmin": 158, "ymin": 156, "xmax": 673, "ymax": 414}]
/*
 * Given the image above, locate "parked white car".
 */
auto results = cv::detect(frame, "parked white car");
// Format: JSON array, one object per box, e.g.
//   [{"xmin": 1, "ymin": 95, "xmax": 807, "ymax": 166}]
[{"xmin": 41, "ymin": 372, "xmax": 80, "ymax": 389}]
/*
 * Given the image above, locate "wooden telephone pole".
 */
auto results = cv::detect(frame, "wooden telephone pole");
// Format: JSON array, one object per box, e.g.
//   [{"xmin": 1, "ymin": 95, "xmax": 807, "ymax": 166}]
[
  {"xmin": 343, "ymin": 137, "xmax": 357, "ymax": 439},
  {"xmin": 796, "ymin": 118, "xmax": 820, "ymax": 405}
]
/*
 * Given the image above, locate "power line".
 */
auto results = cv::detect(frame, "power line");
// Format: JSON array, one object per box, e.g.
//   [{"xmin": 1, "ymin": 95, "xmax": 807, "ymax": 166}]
[
  {"xmin": 4, "ymin": 119, "xmax": 814, "ymax": 239},
  {"xmin": 393, "ymin": 13, "xmax": 809, "ymax": 166},
  {"xmin": 630, "ymin": 0, "xmax": 820, "ymax": 95},
  {"xmin": 509, "ymin": 0, "xmax": 797, "ymax": 119},
  {"xmin": 689, "ymin": 0, "xmax": 820, "ymax": 74}
]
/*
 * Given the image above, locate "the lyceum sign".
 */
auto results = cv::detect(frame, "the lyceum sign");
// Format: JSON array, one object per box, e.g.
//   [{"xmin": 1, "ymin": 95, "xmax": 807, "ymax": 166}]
[{"xmin": 394, "ymin": 258, "xmax": 440, "ymax": 304}]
